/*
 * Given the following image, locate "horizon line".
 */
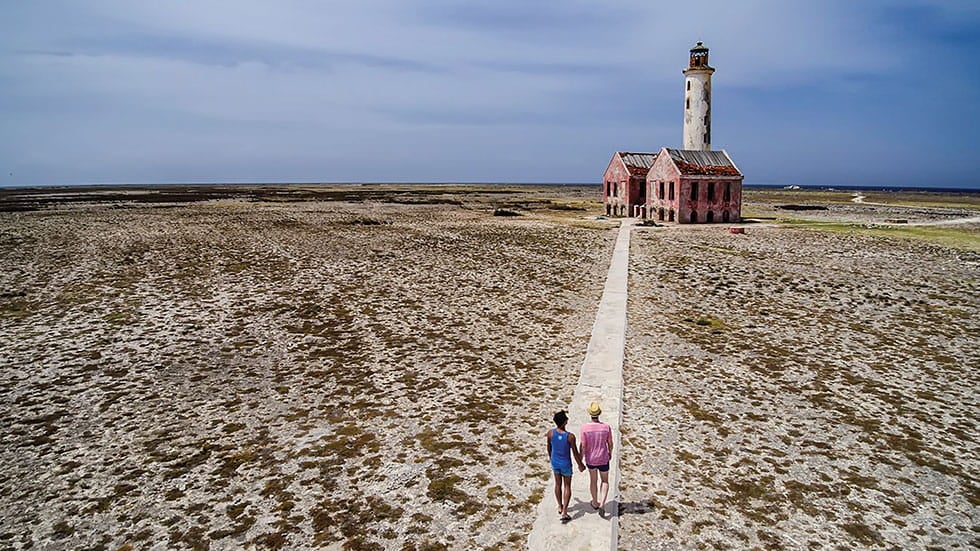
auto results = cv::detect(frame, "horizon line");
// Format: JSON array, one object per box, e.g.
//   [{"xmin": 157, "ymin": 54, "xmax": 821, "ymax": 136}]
[{"xmin": 0, "ymin": 181, "xmax": 978, "ymax": 193}]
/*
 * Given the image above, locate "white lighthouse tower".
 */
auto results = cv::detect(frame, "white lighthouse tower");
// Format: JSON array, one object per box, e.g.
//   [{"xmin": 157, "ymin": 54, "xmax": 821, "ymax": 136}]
[{"xmin": 683, "ymin": 41, "xmax": 714, "ymax": 151}]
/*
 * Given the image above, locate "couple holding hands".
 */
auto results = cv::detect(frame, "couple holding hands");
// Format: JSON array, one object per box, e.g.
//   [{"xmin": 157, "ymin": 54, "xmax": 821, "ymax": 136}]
[{"xmin": 545, "ymin": 402, "xmax": 613, "ymax": 522}]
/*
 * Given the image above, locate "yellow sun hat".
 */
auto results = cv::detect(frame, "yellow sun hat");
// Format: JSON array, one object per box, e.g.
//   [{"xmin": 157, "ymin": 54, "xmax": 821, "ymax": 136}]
[{"xmin": 587, "ymin": 402, "xmax": 602, "ymax": 417}]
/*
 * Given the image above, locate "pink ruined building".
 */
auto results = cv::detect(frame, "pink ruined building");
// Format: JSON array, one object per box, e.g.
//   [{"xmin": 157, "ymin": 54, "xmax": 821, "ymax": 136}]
[
  {"xmin": 601, "ymin": 152, "xmax": 656, "ymax": 218},
  {"xmin": 646, "ymin": 148, "xmax": 742, "ymax": 224},
  {"xmin": 601, "ymin": 42, "xmax": 743, "ymax": 223}
]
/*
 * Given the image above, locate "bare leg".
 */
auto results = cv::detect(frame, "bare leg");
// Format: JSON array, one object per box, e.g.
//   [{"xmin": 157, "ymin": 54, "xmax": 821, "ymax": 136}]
[
  {"xmin": 561, "ymin": 476, "xmax": 572, "ymax": 518},
  {"xmin": 553, "ymin": 472, "xmax": 563, "ymax": 515},
  {"xmin": 588, "ymin": 468, "xmax": 599, "ymax": 508},
  {"xmin": 598, "ymin": 470, "xmax": 610, "ymax": 509}
]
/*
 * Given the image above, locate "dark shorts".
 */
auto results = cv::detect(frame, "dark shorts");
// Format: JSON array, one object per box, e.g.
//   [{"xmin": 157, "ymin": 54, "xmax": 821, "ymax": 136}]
[{"xmin": 587, "ymin": 463, "xmax": 610, "ymax": 472}]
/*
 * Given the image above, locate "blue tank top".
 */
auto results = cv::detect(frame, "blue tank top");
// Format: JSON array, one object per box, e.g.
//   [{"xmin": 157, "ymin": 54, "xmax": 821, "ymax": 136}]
[{"xmin": 550, "ymin": 429, "xmax": 572, "ymax": 470}]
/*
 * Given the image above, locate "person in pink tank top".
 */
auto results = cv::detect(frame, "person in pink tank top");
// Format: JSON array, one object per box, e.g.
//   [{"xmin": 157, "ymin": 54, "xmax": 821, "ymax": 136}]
[{"xmin": 578, "ymin": 401, "xmax": 613, "ymax": 514}]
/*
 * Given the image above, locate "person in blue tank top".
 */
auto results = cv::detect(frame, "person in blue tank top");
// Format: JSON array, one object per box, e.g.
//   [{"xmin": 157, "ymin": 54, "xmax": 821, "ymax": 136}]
[{"xmin": 546, "ymin": 410, "xmax": 586, "ymax": 521}]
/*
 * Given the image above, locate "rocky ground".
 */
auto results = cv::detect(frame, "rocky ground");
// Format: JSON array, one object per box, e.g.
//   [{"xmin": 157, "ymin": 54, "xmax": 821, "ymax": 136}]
[
  {"xmin": 0, "ymin": 186, "xmax": 614, "ymax": 550},
  {"xmin": 619, "ymin": 195, "xmax": 979, "ymax": 549},
  {"xmin": 0, "ymin": 184, "xmax": 977, "ymax": 550}
]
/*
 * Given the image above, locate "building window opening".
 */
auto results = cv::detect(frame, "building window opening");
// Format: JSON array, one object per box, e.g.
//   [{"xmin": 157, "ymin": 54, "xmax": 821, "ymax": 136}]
[
  {"xmin": 722, "ymin": 210, "xmax": 730, "ymax": 222},
  {"xmin": 687, "ymin": 80, "xmax": 691, "ymax": 91},
  {"xmin": 669, "ymin": 182, "xmax": 675, "ymax": 200},
  {"xmin": 658, "ymin": 208, "xmax": 665, "ymax": 221},
  {"xmin": 707, "ymin": 211, "xmax": 714, "ymax": 223},
  {"xmin": 707, "ymin": 182, "xmax": 715, "ymax": 201},
  {"xmin": 691, "ymin": 182, "xmax": 699, "ymax": 201},
  {"xmin": 690, "ymin": 211, "xmax": 697, "ymax": 223},
  {"xmin": 659, "ymin": 181, "xmax": 665, "ymax": 199},
  {"xmin": 724, "ymin": 183, "xmax": 731, "ymax": 202},
  {"xmin": 668, "ymin": 209, "xmax": 675, "ymax": 222}
]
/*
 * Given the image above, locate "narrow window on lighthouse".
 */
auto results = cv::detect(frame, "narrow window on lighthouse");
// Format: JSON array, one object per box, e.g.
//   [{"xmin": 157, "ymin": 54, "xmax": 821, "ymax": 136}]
[
  {"xmin": 686, "ymin": 98, "xmax": 690, "ymax": 109},
  {"xmin": 687, "ymin": 81, "xmax": 691, "ymax": 91}
]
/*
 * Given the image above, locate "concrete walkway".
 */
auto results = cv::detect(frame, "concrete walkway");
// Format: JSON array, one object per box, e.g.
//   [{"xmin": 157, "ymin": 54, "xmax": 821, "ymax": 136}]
[{"xmin": 527, "ymin": 219, "xmax": 632, "ymax": 551}]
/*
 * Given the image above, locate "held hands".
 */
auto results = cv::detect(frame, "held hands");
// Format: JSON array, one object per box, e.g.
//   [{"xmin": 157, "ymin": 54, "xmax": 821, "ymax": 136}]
[{"xmin": 577, "ymin": 462, "xmax": 586, "ymax": 472}]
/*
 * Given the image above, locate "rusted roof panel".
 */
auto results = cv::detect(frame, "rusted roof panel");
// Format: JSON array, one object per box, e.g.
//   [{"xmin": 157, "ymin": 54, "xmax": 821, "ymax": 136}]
[
  {"xmin": 617, "ymin": 152, "xmax": 658, "ymax": 177},
  {"xmin": 667, "ymin": 149, "xmax": 741, "ymax": 176}
]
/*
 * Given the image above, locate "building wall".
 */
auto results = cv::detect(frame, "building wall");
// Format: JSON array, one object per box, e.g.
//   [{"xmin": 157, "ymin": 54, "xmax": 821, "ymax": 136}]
[
  {"xmin": 602, "ymin": 158, "xmax": 629, "ymax": 216},
  {"xmin": 645, "ymin": 152, "xmax": 682, "ymax": 222},
  {"xmin": 676, "ymin": 177, "xmax": 742, "ymax": 223}
]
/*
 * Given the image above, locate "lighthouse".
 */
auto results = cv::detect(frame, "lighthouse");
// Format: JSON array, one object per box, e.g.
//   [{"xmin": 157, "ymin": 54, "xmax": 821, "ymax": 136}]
[
  {"xmin": 683, "ymin": 41, "xmax": 714, "ymax": 151},
  {"xmin": 602, "ymin": 40, "xmax": 743, "ymax": 223}
]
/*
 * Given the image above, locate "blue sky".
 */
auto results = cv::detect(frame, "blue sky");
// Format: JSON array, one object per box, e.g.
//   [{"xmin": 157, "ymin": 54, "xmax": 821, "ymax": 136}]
[{"xmin": 1, "ymin": 1, "xmax": 979, "ymax": 188}]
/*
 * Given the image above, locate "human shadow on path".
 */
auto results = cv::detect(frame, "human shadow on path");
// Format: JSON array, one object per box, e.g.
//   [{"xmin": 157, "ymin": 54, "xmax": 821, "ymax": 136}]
[
  {"xmin": 566, "ymin": 498, "xmax": 622, "ymax": 520},
  {"xmin": 563, "ymin": 499, "xmax": 595, "ymax": 521}
]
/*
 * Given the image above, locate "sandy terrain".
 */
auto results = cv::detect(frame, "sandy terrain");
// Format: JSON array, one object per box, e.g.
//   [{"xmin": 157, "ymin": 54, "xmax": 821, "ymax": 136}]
[
  {"xmin": 0, "ymin": 184, "xmax": 977, "ymax": 550},
  {"xmin": 619, "ymin": 196, "xmax": 979, "ymax": 549},
  {"xmin": 0, "ymin": 186, "xmax": 614, "ymax": 550}
]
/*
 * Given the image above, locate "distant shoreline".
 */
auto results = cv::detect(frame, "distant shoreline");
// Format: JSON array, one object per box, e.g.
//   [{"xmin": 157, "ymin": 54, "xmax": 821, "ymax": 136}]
[
  {"xmin": 744, "ymin": 183, "xmax": 980, "ymax": 194},
  {"xmin": 0, "ymin": 181, "xmax": 978, "ymax": 194}
]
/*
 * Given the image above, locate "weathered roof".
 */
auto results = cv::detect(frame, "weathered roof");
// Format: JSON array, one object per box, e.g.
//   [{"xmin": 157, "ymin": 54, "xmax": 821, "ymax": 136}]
[
  {"xmin": 617, "ymin": 152, "xmax": 658, "ymax": 176},
  {"xmin": 667, "ymin": 149, "xmax": 741, "ymax": 176}
]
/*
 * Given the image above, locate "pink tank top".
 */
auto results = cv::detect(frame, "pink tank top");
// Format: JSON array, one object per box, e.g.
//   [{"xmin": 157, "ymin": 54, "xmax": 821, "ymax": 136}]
[{"xmin": 580, "ymin": 422, "xmax": 611, "ymax": 466}]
